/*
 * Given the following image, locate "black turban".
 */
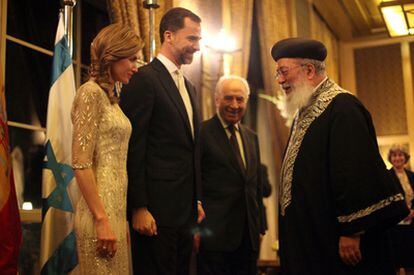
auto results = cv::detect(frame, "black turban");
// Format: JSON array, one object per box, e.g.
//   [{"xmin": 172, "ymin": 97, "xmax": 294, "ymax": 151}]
[{"xmin": 271, "ymin": 38, "xmax": 327, "ymax": 61}]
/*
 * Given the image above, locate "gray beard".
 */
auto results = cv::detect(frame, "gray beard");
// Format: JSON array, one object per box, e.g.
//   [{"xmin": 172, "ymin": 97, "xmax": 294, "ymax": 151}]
[{"xmin": 277, "ymin": 80, "xmax": 315, "ymax": 126}]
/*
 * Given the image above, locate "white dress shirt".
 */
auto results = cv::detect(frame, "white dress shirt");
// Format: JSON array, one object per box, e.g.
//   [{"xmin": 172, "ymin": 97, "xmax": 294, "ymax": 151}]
[{"xmin": 157, "ymin": 53, "xmax": 194, "ymax": 138}]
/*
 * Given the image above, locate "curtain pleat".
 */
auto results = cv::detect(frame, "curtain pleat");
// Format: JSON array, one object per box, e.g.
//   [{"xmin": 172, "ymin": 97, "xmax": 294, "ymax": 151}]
[
  {"xmin": 107, "ymin": 0, "xmax": 173, "ymax": 62},
  {"xmin": 310, "ymin": 8, "xmax": 340, "ymax": 82},
  {"xmin": 222, "ymin": 0, "xmax": 254, "ymax": 78},
  {"xmin": 256, "ymin": 0, "xmax": 291, "ymax": 189},
  {"xmin": 171, "ymin": 0, "xmax": 220, "ymax": 120},
  {"xmin": 256, "ymin": 0, "xmax": 292, "ymax": 260}
]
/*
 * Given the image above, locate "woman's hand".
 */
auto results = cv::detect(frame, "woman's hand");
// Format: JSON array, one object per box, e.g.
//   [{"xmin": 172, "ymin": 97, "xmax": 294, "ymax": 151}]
[
  {"xmin": 403, "ymin": 209, "xmax": 414, "ymax": 222},
  {"xmin": 74, "ymin": 169, "xmax": 117, "ymax": 258},
  {"xmin": 95, "ymin": 217, "xmax": 117, "ymax": 258}
]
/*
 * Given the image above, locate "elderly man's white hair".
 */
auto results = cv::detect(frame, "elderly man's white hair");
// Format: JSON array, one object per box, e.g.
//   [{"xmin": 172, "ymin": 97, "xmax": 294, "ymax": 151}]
[{"xmin": 215, "ymin": 75, "xmax": 251, "ymax": 98}]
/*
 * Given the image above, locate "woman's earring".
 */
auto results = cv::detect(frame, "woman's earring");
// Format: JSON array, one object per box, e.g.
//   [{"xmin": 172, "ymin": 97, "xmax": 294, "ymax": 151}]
[{"xmin": 114, "ymin": 81, "xmax": 122, "ymax": 98}]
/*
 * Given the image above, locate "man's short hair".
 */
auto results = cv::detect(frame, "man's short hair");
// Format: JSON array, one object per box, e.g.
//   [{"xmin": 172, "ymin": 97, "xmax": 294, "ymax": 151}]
[
  {"xmin": 302, "ymin": 58, "xmax": 326, "ymax": 75},
  {"xmin": 215, "ymin": 75, "xmax": 251, "ymax": 98},
  {"xmin": 159, "ymin": 7, "xmax": 201, "ymax": 44}
]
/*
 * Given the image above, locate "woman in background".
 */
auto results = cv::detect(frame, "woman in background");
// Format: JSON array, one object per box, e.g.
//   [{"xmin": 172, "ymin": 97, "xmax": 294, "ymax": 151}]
[
  {"xmin": 388, "ymin": 145, "xmax": 414, "ymax": 275},
  {"xmin": 71, "ymin": 24, "xmax": 142, "ymax": 274}
]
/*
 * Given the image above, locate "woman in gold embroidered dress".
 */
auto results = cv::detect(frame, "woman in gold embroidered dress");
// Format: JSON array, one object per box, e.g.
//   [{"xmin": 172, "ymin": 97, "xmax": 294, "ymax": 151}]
[{"xmin": 71, "ymin": 24, "xmax": 142, "ymax": 274}]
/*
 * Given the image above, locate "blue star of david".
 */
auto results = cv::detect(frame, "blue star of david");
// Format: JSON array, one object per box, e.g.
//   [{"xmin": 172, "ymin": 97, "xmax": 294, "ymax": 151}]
[{"xmin": 43, "ymin": 140, "xmax": 75, "ymax": 215}]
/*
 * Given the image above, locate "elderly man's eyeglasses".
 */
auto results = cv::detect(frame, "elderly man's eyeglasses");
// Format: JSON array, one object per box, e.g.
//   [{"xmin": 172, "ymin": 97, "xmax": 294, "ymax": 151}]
[{"xmin": 275, "ymin": 64, "xmax": 306, "ymax": 79}]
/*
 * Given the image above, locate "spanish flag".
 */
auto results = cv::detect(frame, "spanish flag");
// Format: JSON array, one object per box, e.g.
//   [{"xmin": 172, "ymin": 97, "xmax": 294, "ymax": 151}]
[{"xmin": 0, "ymin": 65, "xmax": 22, "ymax": 274}]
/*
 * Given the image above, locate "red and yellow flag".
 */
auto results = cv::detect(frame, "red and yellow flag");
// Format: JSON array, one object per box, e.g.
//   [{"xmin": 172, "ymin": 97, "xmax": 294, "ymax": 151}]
[{"xmin": 0, "ymin": 68, "xmax": 22, "ymax": 274}]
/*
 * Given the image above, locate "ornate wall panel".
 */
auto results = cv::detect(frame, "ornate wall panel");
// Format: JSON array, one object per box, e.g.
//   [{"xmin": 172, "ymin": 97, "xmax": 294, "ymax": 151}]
[{"xmin": 354, "ymin": 44, "xmax": 408, "ymax": 136}]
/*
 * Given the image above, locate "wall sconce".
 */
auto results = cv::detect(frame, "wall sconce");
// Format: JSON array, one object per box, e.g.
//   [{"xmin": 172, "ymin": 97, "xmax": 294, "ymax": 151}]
[
  {"xmin": 205, "ymin": 29, "xmax": 238, "ymax": 53},
  {"xmin": 204, "ymin": 29, "xmax": 240, "ymax": 76},
  {"xmin": 379, "ymin": 0, "xmax": 414, "ymax": 37},
  {"xmin": 199, "ymin": 29, "xmax": 240, "ymax": 119}
]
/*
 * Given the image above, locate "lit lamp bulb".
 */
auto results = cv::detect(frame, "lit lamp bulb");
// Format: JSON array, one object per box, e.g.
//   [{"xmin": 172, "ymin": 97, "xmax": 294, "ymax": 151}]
[
  {"xmin": 207, "ymin": 29, "xmax": 238, "ymax": 53},
  {"xmin": 22, "ymin": 201, "xmax": 33, "ymax": 210},
  {"xmin": 205, "ymin": 29, "xmax": 239, "ymax": 76}
]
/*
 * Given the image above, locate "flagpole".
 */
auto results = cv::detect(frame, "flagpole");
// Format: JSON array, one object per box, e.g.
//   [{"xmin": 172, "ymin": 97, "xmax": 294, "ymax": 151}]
[
  {"xmin": 63, "ymin": 0, "xmax": 76, "ymax": 57},
  {"xmin": 143, "ymin": 0, "xmax": 160, "ymax": 61},
  {"xmin": 40, "ymin": 9, "xmax": 79, "ymax": 274}
]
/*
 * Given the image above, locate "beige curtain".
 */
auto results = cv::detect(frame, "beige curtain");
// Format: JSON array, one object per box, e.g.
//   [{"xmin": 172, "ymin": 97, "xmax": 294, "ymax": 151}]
[
  {"xmin": 199, "ymin": 52, "xmax": 217, "ymax": 120},
  {"xmin": 172, "ymin": 0, "xmax": 222, "ymax": 120},
  {"xmin": 256, "ymin": 0, "xmax": 292, "ymax": 260},
  {"xmin": 107, "ymin": 0, "xmax": 173, "ymax": 62},
  {"xmin": 196, "ymin": 0, "xmax": 253, "ymax": 120},
  {"xmin": 309, "ymin": 8, "xmax": 339, "ymax": 82},
  {"xmin": 256, "ymin": 0, "xmax": 292, "ymax": 161},
  {"xmin": 222, "ymin": 0, "xmax": 254, "ymax": 78}
]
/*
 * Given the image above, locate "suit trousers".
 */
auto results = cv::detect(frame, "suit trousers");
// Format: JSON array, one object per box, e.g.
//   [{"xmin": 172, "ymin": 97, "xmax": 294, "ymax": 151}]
[
  {"xmin": 197, "ymin": 224, "xmax": 258, "ymax": 275},
  {"xmin": 130, "ymin": 214, "xmax": 195, "ymax": 275}
]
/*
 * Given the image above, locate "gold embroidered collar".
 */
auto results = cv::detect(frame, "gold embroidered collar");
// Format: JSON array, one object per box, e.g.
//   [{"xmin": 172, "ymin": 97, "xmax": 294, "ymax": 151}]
[{"xmin": 279, "ymin": 78, "xmax": 345, "ymax": 216}]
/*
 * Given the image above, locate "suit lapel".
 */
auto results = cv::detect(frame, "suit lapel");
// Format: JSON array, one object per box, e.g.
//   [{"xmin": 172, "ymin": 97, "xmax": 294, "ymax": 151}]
[
  {"xmin": 212, "ymin": 116, "xmax": 247, "ymax": 179},
  {"xmin": 151, "ymin": 59, "xmax": 193, "ymax": 141},
  {"xmin": 186, "ymin": 79, "xmax": 199, "ymax": 140}
]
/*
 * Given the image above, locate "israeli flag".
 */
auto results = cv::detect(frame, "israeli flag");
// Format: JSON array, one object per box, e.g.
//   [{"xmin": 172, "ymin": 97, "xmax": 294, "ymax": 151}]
[{"xmin": 40, "ymin": 11, "xmax": 79, "ymax": 275}]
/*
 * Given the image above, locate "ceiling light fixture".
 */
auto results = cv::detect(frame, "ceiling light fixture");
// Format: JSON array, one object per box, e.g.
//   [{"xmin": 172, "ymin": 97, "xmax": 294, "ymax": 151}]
[{"xmin": 379, "ymin": 0, "xmax": 414, "ymax": 37}]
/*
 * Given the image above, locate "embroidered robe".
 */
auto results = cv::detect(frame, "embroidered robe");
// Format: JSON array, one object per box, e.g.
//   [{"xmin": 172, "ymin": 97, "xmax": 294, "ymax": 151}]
[{"xmin": 279, "ymin": 78, "xmax": 409, "ymax": 275}]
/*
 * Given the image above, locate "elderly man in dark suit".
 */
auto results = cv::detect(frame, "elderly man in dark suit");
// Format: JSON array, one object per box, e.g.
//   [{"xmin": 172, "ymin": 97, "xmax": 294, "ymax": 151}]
[
  {"xmin": 120, "ymin": 7, "xmax": 205, "ymax": 275},
  {"xmin": 197, "ymin": 75, "xmax": 265, "ymax": 275}
]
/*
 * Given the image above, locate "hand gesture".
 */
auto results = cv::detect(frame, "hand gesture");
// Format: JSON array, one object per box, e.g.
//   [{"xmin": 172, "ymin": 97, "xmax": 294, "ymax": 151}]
[
  {"xmin": 197, "ymin": 203, "xmax": 206, "ymax": 224},
  {"xmin": 132, "ymin": 207, "xmax": 157, "ymax": 236},
  {"xmin": 403, "ymin": 209, "xmax": 414, "ymax": 222},
  {"xmin": 339, "ymin": 235, "xmax": 362, "ymax": 266},
  {"xmin": 95, "ymin": 217, "xmax": 117, "ymax": 258}
]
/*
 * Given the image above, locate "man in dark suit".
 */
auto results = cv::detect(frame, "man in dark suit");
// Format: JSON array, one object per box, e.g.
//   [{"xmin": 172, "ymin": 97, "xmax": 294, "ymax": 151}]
[
  {"xmin": 120, "ymin": 7, "xmax": 205, "ymax": 275},
  {"xmin": 197, "ymin": 75, "xmax": 265, "ymax": 275}
]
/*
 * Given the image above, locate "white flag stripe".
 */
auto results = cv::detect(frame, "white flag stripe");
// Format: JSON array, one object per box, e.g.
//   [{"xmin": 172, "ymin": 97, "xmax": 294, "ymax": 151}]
[
  {"xmin": 46, "ymin": 64, "xmax": 75, "ymax": 164},
  {"xmin": 42, "ymin": 64, "xmax": 75, "ymax": 198},
  {"xmin": 54, "ymin": 15, "xmax": 65, "ymax": 45},
  {"xmin": 40, "ymin": 11, "xmax": 79, "ymax": 274},
  {"xmin": 39, "ymin": 209, "xmax": 75, "ymax": 267}
]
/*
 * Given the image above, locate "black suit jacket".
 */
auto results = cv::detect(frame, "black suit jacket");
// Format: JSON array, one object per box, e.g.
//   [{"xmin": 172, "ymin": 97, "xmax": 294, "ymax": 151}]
[
  {"xmin": 199, "ymin": 115, "xmax": 265, "ymax": 252},
  {"xmin": 120, "ymin": 58, "xmax": 201, "ymax": 227}
]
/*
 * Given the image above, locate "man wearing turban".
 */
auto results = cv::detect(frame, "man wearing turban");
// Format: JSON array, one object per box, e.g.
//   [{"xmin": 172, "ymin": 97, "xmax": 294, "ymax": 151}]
[{"xmin": 272, "ymin": 38, "xmax": 409, "ymax": 275}]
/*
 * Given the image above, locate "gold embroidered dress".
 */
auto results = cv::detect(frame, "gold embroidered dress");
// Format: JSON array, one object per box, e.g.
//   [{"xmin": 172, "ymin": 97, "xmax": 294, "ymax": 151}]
[{"xmin": 72, "ymin": 80, "xmax": 131, "ymax": 274}]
